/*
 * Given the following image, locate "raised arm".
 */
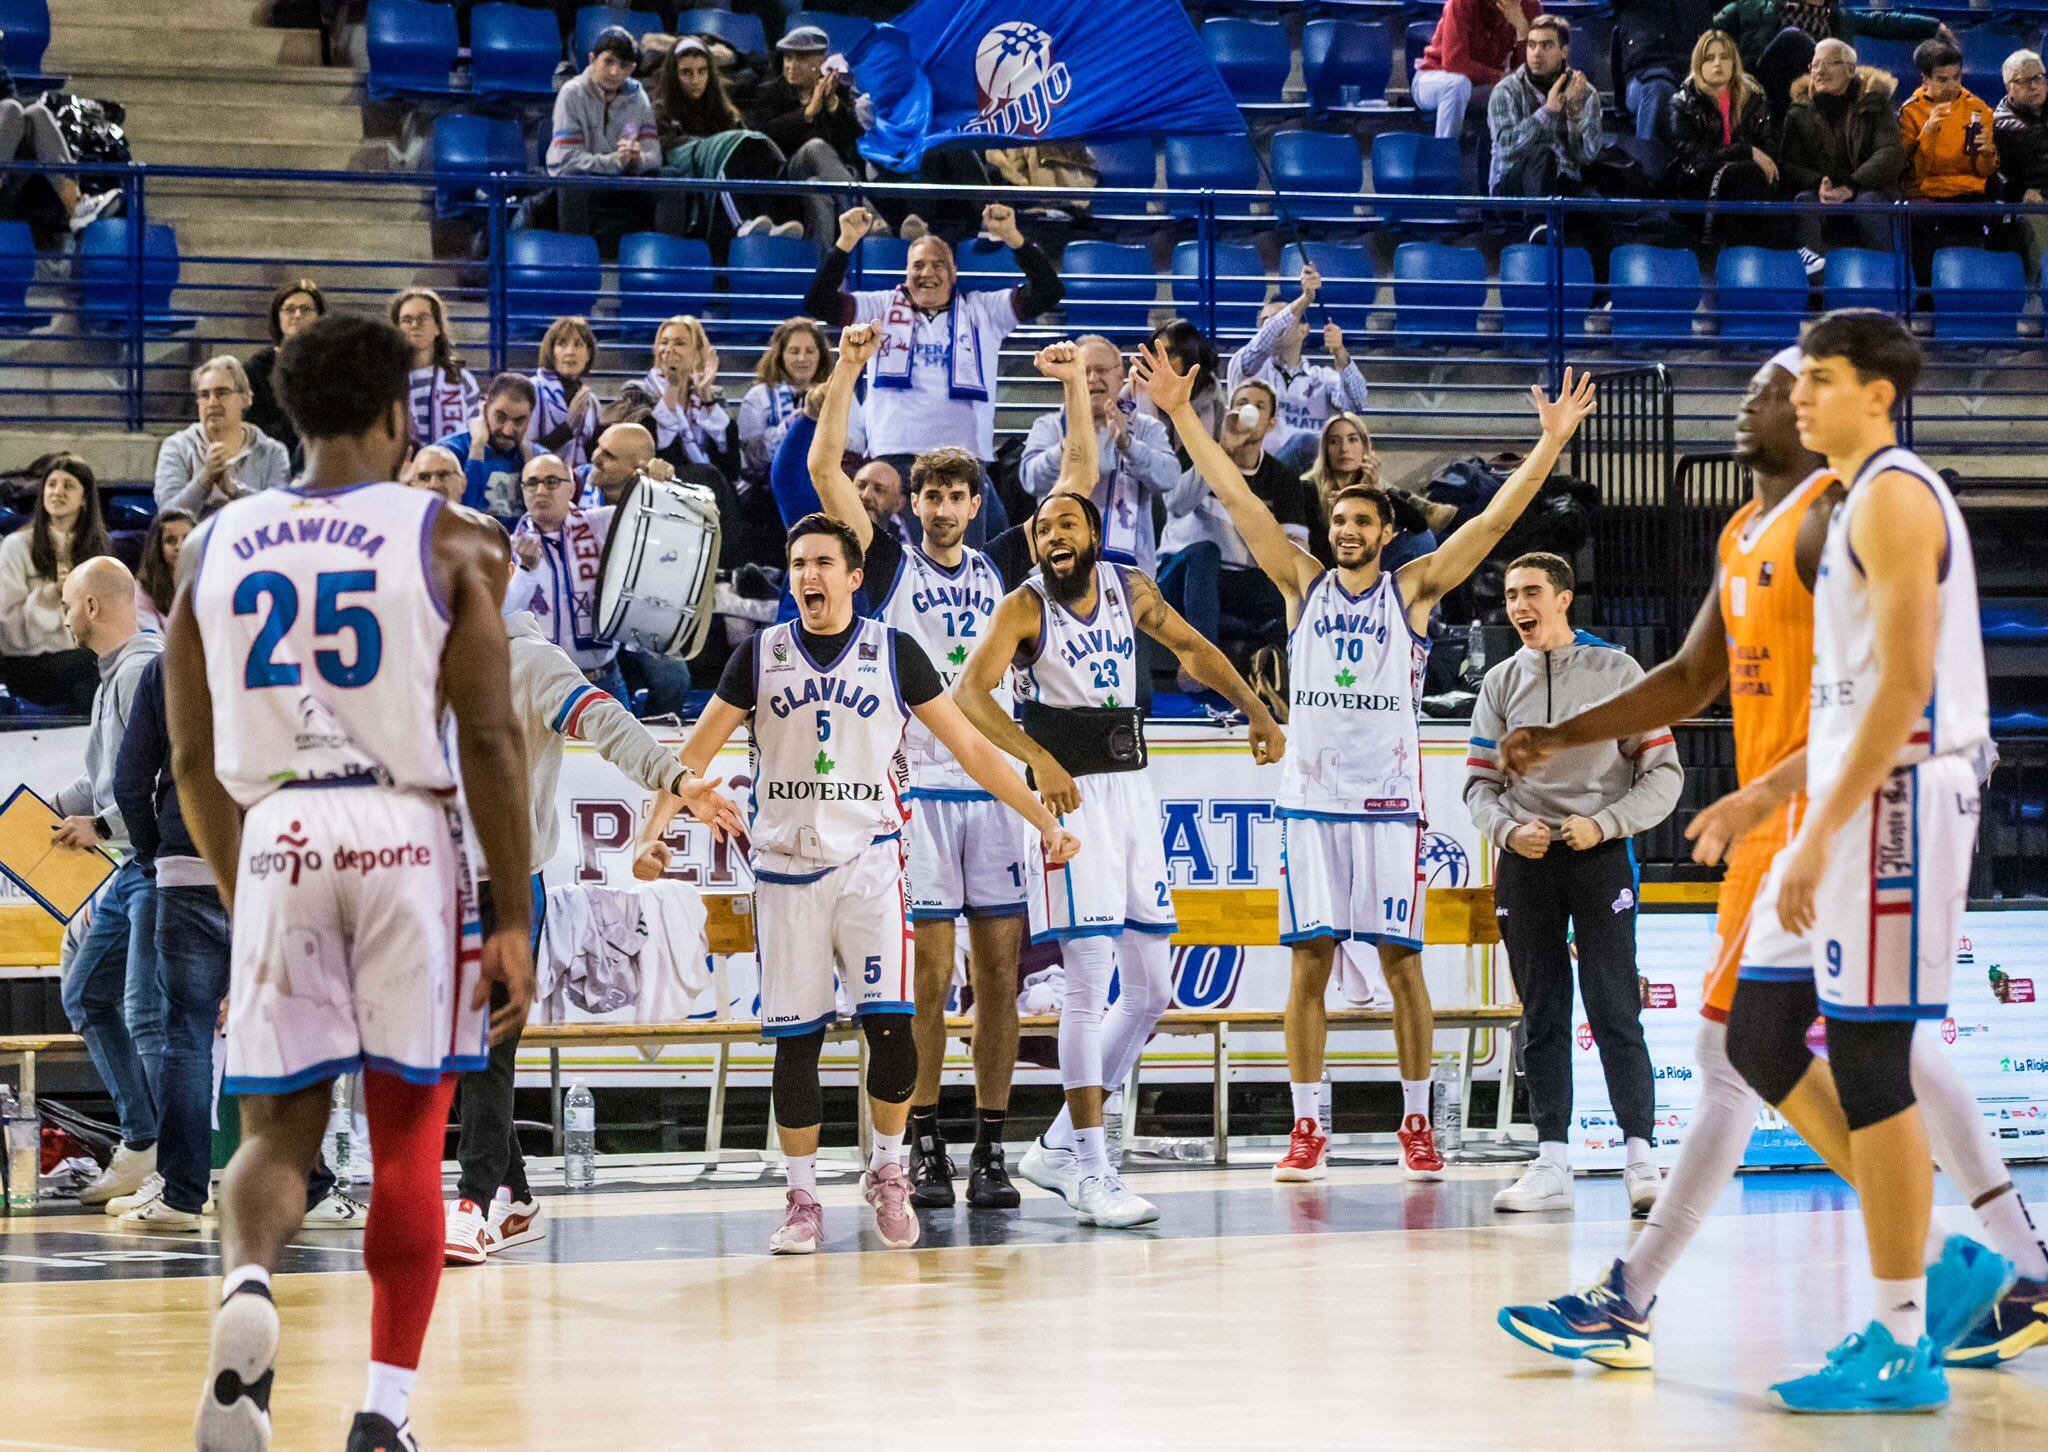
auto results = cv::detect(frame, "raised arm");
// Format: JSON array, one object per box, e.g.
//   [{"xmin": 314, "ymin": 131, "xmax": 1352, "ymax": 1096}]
[
  {"xmin": 808, "ymin": 321, "xmax": 880, "ymax": 550},
  {"xmin": 1033, "ymin": 339, "xmax": 1099, "ymax": 501},
  {"xmin": 956, "ymin": 589, "xmax": 1080, "ymax": 815},
  {"xmin": 1134, "ymin": 339, "xmax": 1319, "ymax": 604},
  {"xmin": 913, "ymin": 691, "xmax": 1077, "ymax": 863},
  {"xmin": 1126, "ymin": 569, "xmax": 1286, "ymax": 764}
]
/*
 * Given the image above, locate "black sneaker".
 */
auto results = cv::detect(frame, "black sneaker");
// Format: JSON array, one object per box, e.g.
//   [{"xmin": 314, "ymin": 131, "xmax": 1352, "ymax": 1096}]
[
  {"xmin": 908, "ymin": 1132, "xmax": 956, "ymax": 1208},
  {"xmin": 967, "ymin": 1140, "xmax": 1022, "ymax": 1209},
  {"xmin": 345, "ymin": 1412, "xmax": 421, "ymax": 1452}
]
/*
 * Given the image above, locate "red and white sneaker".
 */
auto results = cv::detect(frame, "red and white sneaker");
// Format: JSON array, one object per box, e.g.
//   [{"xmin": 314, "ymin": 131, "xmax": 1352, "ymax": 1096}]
[
  {"xmin": 444, "ymin": 1198, "xmax": 490, "ymax": 1266},
  {"xmin": 1272, "ymin": 1118, "xmax": 1330, "ymax": 1182},
  {"xmin": 485, "ymin": 1195, "xmax": 545, "ymax": 1252},
  {"xmin": 1398, "ymin": 1114, "xmax": 1445, "ymax": 1181}
]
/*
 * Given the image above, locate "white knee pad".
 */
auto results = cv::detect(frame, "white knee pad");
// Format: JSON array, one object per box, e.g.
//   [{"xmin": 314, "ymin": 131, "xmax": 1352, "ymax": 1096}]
[{"xmin": 1057, "ymin": 937, "xmax": 1117, "ymax": 1092}]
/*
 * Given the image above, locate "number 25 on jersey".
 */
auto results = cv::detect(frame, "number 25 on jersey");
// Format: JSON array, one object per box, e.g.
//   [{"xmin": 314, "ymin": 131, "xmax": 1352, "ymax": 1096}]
[{"xmin": 237, "ymin": 569, "xmax": 383, "ymax": 689}]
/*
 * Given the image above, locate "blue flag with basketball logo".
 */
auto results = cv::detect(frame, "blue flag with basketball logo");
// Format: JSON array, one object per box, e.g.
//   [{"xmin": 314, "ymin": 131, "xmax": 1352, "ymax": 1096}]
[{"xmin": 849, "ymin": 0, "xmax": 1244, "ymax": 172}]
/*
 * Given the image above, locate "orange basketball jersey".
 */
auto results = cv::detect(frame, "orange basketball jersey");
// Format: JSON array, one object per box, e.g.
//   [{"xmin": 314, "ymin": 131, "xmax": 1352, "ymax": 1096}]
[{"xmin": 1717, "ymin": 468, "xmax": 1836, "ymax": 788}]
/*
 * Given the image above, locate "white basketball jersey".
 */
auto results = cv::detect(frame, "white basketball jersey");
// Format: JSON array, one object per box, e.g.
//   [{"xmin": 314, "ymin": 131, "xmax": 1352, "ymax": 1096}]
[
  {"xmin": 1014, "ymin": 562, "xmax": 1140, "ymax": 709},
  {"xmin": 191, "ymin": 482, "xmax": 454, "ymax": 808},
  {"xmin": 1278, "ymin": 569, "xmax": 1429, "ymax": 819},
  {"xmin": 748, "ymin": 616, "xmax": 911, "ymax": 877},
  {"xmin": 879, "ymin": 544, "xmax": 1011, "ymax": 796},
  {"xmin": 1809, "ymin": 446, "xmax": 1989, "ymax": 805}
]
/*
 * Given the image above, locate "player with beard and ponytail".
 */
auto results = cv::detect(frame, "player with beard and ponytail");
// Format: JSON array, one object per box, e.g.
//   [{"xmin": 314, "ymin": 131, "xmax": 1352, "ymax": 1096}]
[
  {"xmin": 955, "ymin": 479, "xmax": 1285, "ymax": 1229},
  {"xmin": 1137, "ymin": 342, "xmax": 1597, "ymax": 1182}
]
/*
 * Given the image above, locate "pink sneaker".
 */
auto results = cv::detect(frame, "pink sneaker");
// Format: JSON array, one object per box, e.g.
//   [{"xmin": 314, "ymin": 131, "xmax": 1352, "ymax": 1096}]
[
  {"xmin": 769, "ymin": 1189, "xmax": 825, "ymax": 1255},
  {"xmin": 863, "ymin": 1162, "xmax": 921, "ymax": 1249}
]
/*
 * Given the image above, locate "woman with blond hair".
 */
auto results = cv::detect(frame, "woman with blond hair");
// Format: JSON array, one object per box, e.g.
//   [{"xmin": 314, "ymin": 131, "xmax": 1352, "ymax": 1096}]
[
  {"xmin": 645, "ymin": 314, "xmax": 738, "ymax": 478},
  {"xmin": 1666, "ymin": 29, "xmax": 1780, "ymax": 238},
  {"xmin": 530, "ymin": 316, "xmax": 602, "ymax": 472},
  {"xmin": 738, "ymin": 317, "xmax": 862, "ymax": 485},
  {"xmin": 1304, "ymin": 413, "xmax": 1446, "ymax": 572},
  {"xmin": 390, "ymin": 286, "xmax": 479, "ymax": 445}
]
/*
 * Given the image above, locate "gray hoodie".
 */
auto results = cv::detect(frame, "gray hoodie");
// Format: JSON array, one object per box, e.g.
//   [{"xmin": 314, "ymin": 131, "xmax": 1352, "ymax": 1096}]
[
  {"xmin": 153, "ymin": 422, "xmax": 291, "ymax": 515},
  {"xmin": 1464, "ymin": 630, "xmax": 1681, "ymax": 849},
  {"xmin": 52, "ymin": 630, "xmax": 165, "ymax": 847}
]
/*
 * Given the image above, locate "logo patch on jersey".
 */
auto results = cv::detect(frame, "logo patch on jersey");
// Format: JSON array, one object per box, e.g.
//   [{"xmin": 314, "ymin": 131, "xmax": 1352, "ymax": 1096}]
[
  {"xmin": 1334, "ymin": 666, "xmax": 1356, "ymax": 688},
  {"xmin": 947, "ymin": 644, "xmax": 968, "ymax": 667},
  {"xmin": 1758, "ymin": 561, "xmax": 1775, "ymax": 587},
  {"xmin": 1612, "ymin": 887, "xmax": 1635, "ymax": 914},
  {"xmin": 295, "ymin": 696, "xmax": 350, "ymax": 753},
  {"xmin": 814, "ymin": 750, "xmax": 835, "ymax": 775},
  {"xmin": 773, "ymin": 641, "xmax": 790, "ymax": 664},
  {"xmin": 859, "ymin": 640, "xmax": 878, "ymax": 661}
]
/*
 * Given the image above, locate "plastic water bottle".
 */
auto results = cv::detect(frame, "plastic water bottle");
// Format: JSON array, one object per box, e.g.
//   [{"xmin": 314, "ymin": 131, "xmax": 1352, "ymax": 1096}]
[
  {"xmin": 1315, "ymin": 1072, "xmax": 1333, "ymax": 1136},
  {"xmin": 2, "ymin": 1084, "xmax": 38, "ymax": 1210},
  {"xmin": 564, "ymin": 1083, "xmax": 597, "ymax": 1190},
  {"xmin": 321, "ymin": 1078, "xmax": 352, "ymax": 1183},
  {"xmin": 1431, "ymin": 1061, "xmax": 1464, "ymax": 1157}
]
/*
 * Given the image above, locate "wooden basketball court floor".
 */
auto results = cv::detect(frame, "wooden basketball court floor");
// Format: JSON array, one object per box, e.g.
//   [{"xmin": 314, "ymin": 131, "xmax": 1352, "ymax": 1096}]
[{"xmin": 4, "ymin": 1159, "xmax": 2046, "ymax": 1451}]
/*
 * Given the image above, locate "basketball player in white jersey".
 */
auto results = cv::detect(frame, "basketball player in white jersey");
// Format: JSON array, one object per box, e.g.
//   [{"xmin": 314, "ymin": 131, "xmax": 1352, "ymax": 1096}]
[
  {"xmin": 808, "ymin": 324, "xmax": 1099, "ymax": 1210},
  {"xmin": 632, "ymin": 513, "xmax": 1077, "ymax": 1255},
  {"xmin": 957, "ymin": 479, "xmax": 1285, "ymax": 1229},
  {"xmin": 1136, "ymin": 343, "xmax": 1597, "ymax": 1181},
  {"xmin": 168, "ymin": 314, "xmax": 535, "ymax": 1452}
]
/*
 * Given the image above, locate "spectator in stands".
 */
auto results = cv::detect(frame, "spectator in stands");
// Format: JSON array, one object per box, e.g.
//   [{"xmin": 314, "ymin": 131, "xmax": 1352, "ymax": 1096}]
[
  {"xmin": 1021, "ymin": 336, "xmax": 1180, "ymax": 573},
  {"xmin": 391, "ymin": 287, "xmax": 479, "ymax": 447},
  {"xmin": 644, "ymin": 314, "xmax": 739, "ymax": 478},
  {"xmin": 0, "ymin": 455, "xmax": 112, "ymax": 715},
  {"xmin": 1667, "ymin": 30, "xmax": 1780, "ymax": 240},
  {"xmin": 739, "ymin": 317, "xmax": 855, "ymax": 487},
  {"xmin": 1900, "ymin": 36, "xmax": 2000, "ymax": 278},
  {"xmin": 440, "ymin": 372, "xmax": 539, "ymax": 522},
  {"xmin": 153, "ymin": 356, "xmax": 290, "ymax": 517},
  {"xmin": 651, "ymin": 35, "xmax": 797, "ymax": 240},
  {"xmin": 1995, "ymin": 50, "xmax": 2048, "ymax": 286},
  {"xmin": 0, "ymin": 61, "xmax": 112, "ymax": 243},
  {"xmin": 579, "ymin": 421, "xmax": 670, "ymax": 508},
  {"xmin": 530, "ymin": 316, "xmax": 602, "ymax": 474},
  {"xmin": 743, "ymin": 25, "xmax": 871, "ymax": 246},
  {"xmin": 1127, "ymin": 319, "xmax": 1223, "ymax": 458},
  {"xmin": 244, "ymin": 279, "xmax": 323, "ymax": 467},
  {"xmin": 504, "ymin": 453, "xmax": 628, "ymax": 701},
  {"xmin": 1614, "ymin": 0, "xmax": 1719, "ymax": 143},
  {"xmin": 852, "ymin": 457, "xmax": 910, "ymax": 542},
  {"xmin": 805, "ymin": 201, "xmax": 1060, "ymax": 542},
  {"xmin": 1490, "ymin": 16, "xmax": 1610, "ymax": 263},
  {"xmin": 403, "ymin": 444, "xmax": 466, "ymax": 504},
  {"xmin": 1302, "ymin": 413, "xmax": 1441, "ymax": 571},
  {"xmin": 1413, "ymin": 0, "xmax": 1543, "ymax": 140},
  {"xmin": 548, "ymin": 25, "xmax": 662, "ymax": 245},
  {"xmin": 1713, "ymin": 0, "xmax": 1944, "ymax": 119},
  {"xmin": 132, "ymin": 508, "xmax": 193, "ymax": 637},
  {"xmin": 1226, "ymin": 264, "xmax": 1369, "ymax": 476},
  {"xmin": 1780, "ymin": 39, "xmax": 1902, "ymax": 261}
]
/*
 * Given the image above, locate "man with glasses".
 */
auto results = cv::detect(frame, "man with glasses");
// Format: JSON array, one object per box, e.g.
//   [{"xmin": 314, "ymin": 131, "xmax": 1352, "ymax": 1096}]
[
  {"xmin": 1780, "ymin": 38, "xmax": 1903, "ymax": 267},
  {"xmin": 503, "ymin": 452, "xmax": 628, "ymax": 702},
  {"xmin": 1994, "ymin": 50, "xmax": 2048, "ymax": 285},
  {"xmin": 153, "ymin": 357, "xmax": 291, "ymax": 517}
]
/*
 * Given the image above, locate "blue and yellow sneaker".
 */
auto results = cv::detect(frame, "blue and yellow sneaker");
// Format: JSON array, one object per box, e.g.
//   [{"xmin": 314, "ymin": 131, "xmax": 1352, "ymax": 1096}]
[
  {"xmin": 1770, "ymin": 1322, "xmax": 1947, "ymax": 1414},
  {"xmin": 1924, "ymin": 1234, "xmax": 2017, "ymax": 1356},
  {"xmin": 1496, "ymin": 1259, "xmax": 1654, "ymax": 1370},
  {"xmin": 1946, "ymin": 1276, "xmax": 2048, "ymax": 1368}
]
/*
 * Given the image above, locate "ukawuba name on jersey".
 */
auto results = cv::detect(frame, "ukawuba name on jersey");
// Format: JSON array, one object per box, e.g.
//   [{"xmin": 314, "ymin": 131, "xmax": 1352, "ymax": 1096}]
[{"xmin": 230, "ymin": 516, "xmax": 387, "ymax": 562}]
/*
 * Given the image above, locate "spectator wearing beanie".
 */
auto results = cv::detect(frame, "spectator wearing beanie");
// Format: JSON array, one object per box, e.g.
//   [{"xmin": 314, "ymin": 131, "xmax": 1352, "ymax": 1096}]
[
  {"xmin": 1414, "ymin": 0, "xmax": 1543, "ymax": 140},
  {"xmin": 1995, "ymin": 49, "xmax": 2048, "ymax": 285}
]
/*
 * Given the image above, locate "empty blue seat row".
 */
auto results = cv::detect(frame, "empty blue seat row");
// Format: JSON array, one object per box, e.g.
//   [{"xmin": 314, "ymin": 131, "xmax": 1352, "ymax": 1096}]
[
  {"xmin": 1089, "ymin": 131, "xmax": 1470, "ymax": 228},
  {"xmin": 1984, "ymin": 601, "xmax": 2048, "ymax": 642},
  {"xmin": 370, "ymin": 1, "xmax": 558, "ymax": 104},
  {"xmin": 505, "ymin": 230, "xmax": 835, "ymax": 339}
]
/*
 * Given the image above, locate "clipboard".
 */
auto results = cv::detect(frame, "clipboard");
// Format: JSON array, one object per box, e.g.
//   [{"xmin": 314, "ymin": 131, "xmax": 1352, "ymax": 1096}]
[{"xmin": 0, "ymin": 784, "xmax": 119, "ymax": 923}]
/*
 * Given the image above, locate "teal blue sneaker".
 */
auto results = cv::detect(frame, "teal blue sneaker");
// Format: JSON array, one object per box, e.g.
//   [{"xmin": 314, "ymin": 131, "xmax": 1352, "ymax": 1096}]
[
  {"xmin": 1771, "ymin": 1322, "xmax": 1948, "ymax": 1414},
  {"xmin": 1925, "ymin": 1234, "xmax": 2017, "ymax": 1356},
  {"xmin": 1496, "ymin": 1259, "xmax": 1655, "ymax": 1370}
]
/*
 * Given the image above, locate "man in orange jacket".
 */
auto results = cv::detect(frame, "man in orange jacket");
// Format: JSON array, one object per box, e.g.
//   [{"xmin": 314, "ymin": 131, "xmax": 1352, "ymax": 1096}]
[{"xmin": 1900, "ymin": 36, "xmax": 2000, "ymax": 277}]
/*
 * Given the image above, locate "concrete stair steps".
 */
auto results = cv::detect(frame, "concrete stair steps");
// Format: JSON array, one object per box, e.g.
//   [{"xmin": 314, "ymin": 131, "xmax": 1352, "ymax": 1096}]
[
  {"xmin": 47, "ymin": 21, "xmax": 324, "ymax": 70},
  {"xmin": 59, "ymin": 64, "xmax": 363, "ymax": 109},
  {"xmin": 0, "ymin": 429, "xmax": 169, "ymax": 483},
  {"xmin": 54, "ymin": 0, "xmax": 268, "ymax": 21},
  {"xmin": 114, "ymin": 100, "xmax": 368, "ymax": 147},
  {"xmin": 147, "ymin": 184, "xmax": 430, "ymax": 227},
  {"xmin": 155, "ymin": 215, "xmax": 440, "ymax": 269},
  {"xmin": 132, "ymin": 136, "xmax": 386, "ymax": 173}
]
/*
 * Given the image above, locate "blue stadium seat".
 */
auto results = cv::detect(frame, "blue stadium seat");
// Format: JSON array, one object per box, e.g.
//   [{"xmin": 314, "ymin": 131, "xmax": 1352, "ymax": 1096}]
[
  {"xmin": 850, "ymin": 234, "xmax": 908, "ymax": 290},
  {"xmin": 1270, "ymin": 129, "xmax": 1367, "ymax": 222},
  {"xmin": 1931, "ymin": 246, "xmax": 2025, "ymax": 342},
  {"xmin": 0, "ymin": 220, "xmax": 49, "ymax": 333},
  {"xmin": 1498, "ymin": 243, "xmax": 1594, "ymax": 341},
  {"xmin": 955, "ymin": 235, "xmax": 1023, "ymax": 292},
  {"xmin": 1855, "ymin": 36, "xmax": 1921, "ymax": 96},
  {"xmin": 1984, "ymin": 600, "xmax": 2048, "ymax": 642},
  {"xmin": 1392, "ymin": 242, "xmax": 1488, "ymax": 344},
  {"xmin": 366, "ymin": 0, "xmax": 463, "ymax": 102},
  {"xmin": 431, "ymin": 113, "xmax": 527, "ymax": 218},
  {"xmin": 1609, "ymin": 244, "xmax": 1701, "ymax": 341},
  {"xmin": 472, "ymin": 3, "xmax": 564, "ymax": 103},
  {"xmin": 1202, "ymin": 17, "xmax": 1304, "ymax": 114},
  {"xmin": 782, "ymin": 11, "xmax": 874, "ymax": 57},
  {"xmin": 1163, "ymin": 133, "xmax": 1266, "ymax": 220},
  {"xmin": 1306, "ymin": 0, "xmax": 1408, "ymax": 20},
  {"xmin": 1821, "ymin": 247, "xmax": 1902, "ymax": 313},
  {"xmin": 1959, "ymin": 26, "xmax": 2030, "ymax": 103},
  {"xmin": 1371, "ymin": 131, "xmax": 1468, "ymax": 226},
  {"xmin": 1302, "ymin": 19, "xmax": 1395, "ymax": 115},
  {"xmin": 506, "ymin": 229, "xmax": 601, "ymax": 340},
  {"xmin": 1061, "ymin": 241, "xmax": 1157, "ymax": 336},
  {"xmin": 1715, "ymin": 246, "xmax": 1809, "ymax": 342},
  {"xmin": 616, "ymin": 232, "xmax": 716, "ymax": 327},
  {"xmin": 76, "ymin": 220, "xmax": 193, "ymax": 333},
  {"xmin": 1568, "ymin": 17, "xmax": 1615, "ymax": 99},
  {"xmin": 1172, "ymin": 240, "xmax": 1268, "ymax": 335},
  {"xmin": 571, "ymin": 6, "xmax": 665, "ymax": 62},
  {"xmin": 1405, "ymin": 20, "xmax": 1433, "ymax": 88},
  {"xmin": 1088, "ymin": 137, "xmax": 1161, "ymax": 226},
  {"xmin": 726, "ymin": 234, "xmax": 822, "ymax": 322},
  {"xmin": 0, "ymin": 0, "xmax": 51, "ymax": 77},
  {"xmin": 672, "ymin": 7, "xmax": 769, "ymax": 55},
  {"xmin": 1280, "ymin": 242, "xmax": 1372, "ymax": 334}
]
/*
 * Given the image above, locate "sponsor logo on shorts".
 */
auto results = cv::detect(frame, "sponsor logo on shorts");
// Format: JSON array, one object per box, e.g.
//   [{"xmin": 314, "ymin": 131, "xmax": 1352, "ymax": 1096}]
[
  {"xmin": 1576, "ymin": 1023, "xmax": 1594, "ymax": 1050},
  {"xmin": 1874, "ymin": 773, "xmax": 1914, "ymax": 876},
  {"xmin": 332, "ymin": 843, "xmax": 433, "ymax": 874},
  {"xmin": 1652, "ymin": 1063, "xmax": 1695, "ymax": 1081},
  {"xmin": 247, "ymin": 822, "xmax": 320, "ymax": 886},
  {"xmin": 1612, "ymin": 887, "xmax": 1635, "ymax": 913},
  {"xmin": 1942, "ymin": 1017, "xmax": 1958, "ymax": 1045}
]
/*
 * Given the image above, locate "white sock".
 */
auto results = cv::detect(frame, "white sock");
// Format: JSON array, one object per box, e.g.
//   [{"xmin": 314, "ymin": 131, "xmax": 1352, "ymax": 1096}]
[
  {"xmin": 1290, "ymin": 1083, "xmax": 1319, "ymax": 1122},
  {"xmin": 784, "ymin": 1153, "xmax": 818, "ymax": 1197},
  {"xmin": 362, "ymin": 1361, "xmax": 416, "ymax": 1425},
  {"xmin": 1873, "ymin": 1276, "xmax": 1927, "ymax": 1345},
  {"xmin": 1401, "ymin": 1078, "xmax": 1429, "ymax": 1120},
  {"xmin": 1624, "ymin": 1020, "xmax": 1758, "ymax": 1304},
  {"xmin": 1971, "ymin": 1185, "xmax": 2048, "ymax": 1282},
  {"xmin": 1912, "ymin": 1024, "xmax": 2048, "ymax": 1280},
  {"xmin": 870, "ymin": 1130, "xmax": 904, "ymax": 1173},
  {"xmin": 1625, "ymin": 1137, "xmax": 1654, "ymax": 1170},
  {"xmin": 1074, "ymin": 1125, "xmax": 1110, "ymax": 1178},
  {"xmin": 220, "ymin": 1264, "xmax": 270, "ymax": 1302},
  {"xmin": 1043, "ymin": 1107, "xmax": 1076, "ymax": 1151},
  {"xmin": 1537, "ymin": 1141, "xmax": 1569, "ymax": 1171}
]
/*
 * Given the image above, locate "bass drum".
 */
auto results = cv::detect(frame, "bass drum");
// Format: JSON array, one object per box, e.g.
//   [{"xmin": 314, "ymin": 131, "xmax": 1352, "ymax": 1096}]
[{"xmin": 592, "ymin": 471, "xmax": 723, "ymax": 659}]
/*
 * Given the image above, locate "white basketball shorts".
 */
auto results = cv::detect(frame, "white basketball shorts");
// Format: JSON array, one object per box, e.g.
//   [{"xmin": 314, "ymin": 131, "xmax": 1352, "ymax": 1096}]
[
  {"xmin": 1278, "ymin": 814, "xmax": 1426, "ymax": 950},
  {"xmin": 1030, "ymin": 770, "xmax": 1176, "ymax": 943},
  {"xmin": 224, "ymin": 785, "xmax": 484, "ymax": 1095},
  {"xmin": 753, "ymin": 835, "xmax": 913, "ymax": 1036},
  {"xmin": 906, "ymin": 792, "xmax": 1032, "ymax": 921}
]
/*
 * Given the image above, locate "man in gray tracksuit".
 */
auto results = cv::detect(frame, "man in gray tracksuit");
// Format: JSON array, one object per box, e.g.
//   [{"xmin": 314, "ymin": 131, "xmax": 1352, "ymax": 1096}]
[
  {"xmin": 1464, "ymin": 552, "xmax": 1682, "ymax": 1215},
  {"xmin": 445, "ymin": 576, "xmax": 689, "ymax": 1264}
]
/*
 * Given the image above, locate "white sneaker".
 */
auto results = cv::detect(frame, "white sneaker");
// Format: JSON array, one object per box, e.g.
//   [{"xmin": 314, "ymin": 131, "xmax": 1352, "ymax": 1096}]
[
  {"xmin": 1492, "ymin": 1161, "xmax": 1575, "ymax": 1213},
  {"xmin": 105, "ymin": 1170, "xmax": 165, "ymax": 1216},
  {"xmin": 1075, "ymin": 1174, "xmax": 1159, "ymax": 1228},
  {"xmin": 1624, "ymin": 1161, "xmax": 1662, "ymax": 1217},
  {"xmin": 769, "ymin": 219, "xmax": 806, "ymax": 239},
  {"xmin": 302, "ymin": 1190, "xmax": 369, "ymax": 1228},
  {"xmin": 738, "ymin": 214, "xmax": 773, "ymax": 237},
  {"xmin": 117, "ymin": 1194, "xmax": 202, "ymax": 1233},
  {"xmin": 485, "ymin": 1195, "xmax": 544, "ymax": 1251},
  {"xmin": 1017, "ymin": 1137, "xmax": 1083, "ymax": 1208},
  {"xmin": 77, "ymin": 1143, "xmax": 156, "ymax": 1206},
  {"xmin": 444, "ymin": 1198, "xmax": 490, "ymax": 1267},
  {"xmin": 1799, "ymin": 247, "xmax": 1825, "ymax": 278},
  {"xmin": 195, "ymin": 1284, "xmax": 279, "ymax": 1452}
]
